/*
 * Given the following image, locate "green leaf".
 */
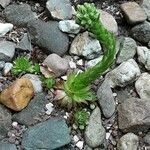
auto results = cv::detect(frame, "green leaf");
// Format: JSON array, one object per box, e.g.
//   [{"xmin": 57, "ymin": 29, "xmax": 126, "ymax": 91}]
[{"xmin": 41, "ymin": 77, "xmax": 55, "ymax": 90}]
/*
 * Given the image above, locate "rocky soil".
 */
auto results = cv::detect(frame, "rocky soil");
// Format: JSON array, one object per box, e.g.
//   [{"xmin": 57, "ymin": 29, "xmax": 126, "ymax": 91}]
[{"xmin": 0, "ymin": 0, "xmax": 150, "ymax": 150}]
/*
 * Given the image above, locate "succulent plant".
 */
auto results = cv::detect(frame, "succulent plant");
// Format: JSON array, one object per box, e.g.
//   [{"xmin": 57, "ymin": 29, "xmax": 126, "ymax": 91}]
[
  {"xmin": 56, "ymin": 3, "xmax": 116, "ymax": 109},
  {"xmin": 74, "ymin": 109, "xmax": 89, "ymax": 130},
  {"xmin": 11, "ymin": 57, "xmax": 40, "ymax": 75},
  {"xmin": 41, "ymin": 76, "xmax": 55, "ymax": 90}
]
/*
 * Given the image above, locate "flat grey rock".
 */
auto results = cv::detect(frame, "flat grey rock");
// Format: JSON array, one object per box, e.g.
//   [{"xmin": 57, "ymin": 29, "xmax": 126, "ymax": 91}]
[
  {"xmin": 0, "ymin": 142, "xmax": 17, "ymax": 150},
  {"xmin": 97, "ymin": 80, "xmax": 116, "ymax": 118},
  {"xmin": 27, "ymin": 19, "xmax": 69, "ymax": 55},
  {"xmin": 120, "ymin": 2, "xmax": 147, "ymax": 25},
  {"xmin": 99, "ymin": 9, "xmax": 118, "ymax": 34},
  {"xmin": 143, "ymin": 131, "xmax": 150, "ymax": 145},
  {"xmin": 118, "ymin": 97, "xmax": 150, "ymax": 132},
  {"xmin": 4, "ymin": 4, "xmax": 37, "ymax": 27},
  {"xmin": 13, "ymin": 93, "xmax": 49, "ymax": 126},
  {"xmin": 131, "ymin": 21, "xmax": 150, "ymax": 44},
  {"xmin": 46, "ymin": 0, "xmax": 73, "ymax": 20},
  {"xmin": 16, "ymin": 33, "xmax": 32, "ymax": 51},
  {"xmin": 117, "ymin": 37, "xmax": 137, "ymax": 64},
  {"xmin": 137, "ymin": 46, "xmax": 150, "ymax": 71},
  {"xmin": 117, "ymin": 133, "xmax": 139, "ymax": 150},
  {"xmin": 0, "ymin": 104, "xmax": 12, "ymax": 140},
  {"xmin": 0, "ymin": 23, "xmax": 13, "ymax": 37},
  {"xmin": 43, "ymin": 53, "xmax": 69, "ymax": 77},
  {"xmin": 85, "ymin": 107, "xmax": 106, "ymax": 148},
  {"xmin": 70, "ymin": 31, "xmax": 102, "ymax": 60},
  {"xmin": 106, "ymin": 59, "xmax": 141, "ymax": 88},
  {"xmin": 0, "ymin": 0, "xmax": 11, "ymax": 8},
  {"xmin": 0, "ymin": 41, "xmax": 16, "ymax": 62},
  {"xmin": 22, "ymin": 118, "xmax": 71, "ymax": 150},
  {"xmin": 135, "ymin": 73, "xmax": 150, "ymax": 100},
  {"xmin": 142, "ymin": 0, "xmax": 150, "ymax": 21}
]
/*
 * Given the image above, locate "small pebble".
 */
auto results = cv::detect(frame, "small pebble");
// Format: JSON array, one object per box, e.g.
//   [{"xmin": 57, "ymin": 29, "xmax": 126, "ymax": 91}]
[
  {"xmin": 90, "ymin": 104, "xmax": 96, "ymax": 110},
  {"xmin": 74, "ymin": 56, "xmax": 79, "ymax": 60},
  {"xmin": 63, "ymin": 115, "xmax": 68, "ymax": 119},
  {"xmin": 77, "ymin": 59, "xmax": 83, "ymax": 66},
  {"xmin": 45, "ymin": 103, "xmax": 54, "ymax": 115},
  {"xmin": 0, "ymin": 61, "xmax": 5, "ymax": 70},
  {"xmin": 12, "ymin": 122, "xmax": 18, "ymax": 128},
  {"xmin": 106, "ymin": 132, "xmax": 111, "ymax": 140},
  {"xmin": 106, "ymin": 124, "xmax": 112, "ymax": 129},
  {"xmin": 113, "ymin": 93, "xmax": 117, "ymax": 97},
  {"xmin": 73, "ymin": 124, "xmax": 78, "ymax": 130},
  {"xmin": 116, "ymin": 99, "xmax": 119, "ymax": 105},
  {"xmin": 73, "ymin": 135, "xmax": 79, "ymax": 143},
  {"xmin": 3, "ymin": 62, "xmax": 13, "ymax": 76},
  {"xmin": 69, "ymin": 61, "xmax": 76, "ymax": 69},
  {"xmin": 61, "ymin": 75, "xmax": 67, "ymax": 80},
  {"xmin": 76, "ymin": 141, "xmax": 84, "ymax": 149}
]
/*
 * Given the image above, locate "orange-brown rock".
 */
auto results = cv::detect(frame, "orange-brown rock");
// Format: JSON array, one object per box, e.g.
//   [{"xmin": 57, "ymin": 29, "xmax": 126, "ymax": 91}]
[{"xmin": 0, "ymin": 78, "xmax": 34, "ymax": 111}]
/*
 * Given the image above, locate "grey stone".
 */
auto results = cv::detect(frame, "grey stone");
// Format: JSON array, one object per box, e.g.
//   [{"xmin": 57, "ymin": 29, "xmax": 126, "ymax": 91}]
[
  {"xmin": 46, "ymin": 0, "xmax": 73, "ymax": 20},
  {"xmin": 85, "ymin": 107, "xmax": 106, "ymax": 148},
  {"xmin": 3, "ymin": 62, "xmax": 13, "ymax": 76},
  {"xmin": 22, "ymin": 118, "xmax": 71, "ymax": 150},
  {"xmin": 70, "ymin": 32, "xmax": 102, "ymax": 60},
  {"xmin": 117, "ymin": 133, "xmax": 139, "ymax": 150},
  {"xmin": 131, "ymin": 21, "xmax": 150, "ymax": 44},
  {"xmin": 116, "ymin": 85, "xmax": 133, "ymax": 103},
  {"xmin": 142, "ymin": 0, "xmax": 150, "ymax": 21},
  {"xmin": 22, "ymin": 74, "xmax": 42, "ymax": 93},
  {"xmin": 27, "ymin": 19, "xmax": 69, "ymax": 55},
  {"xmin": 0, "ymin": 23, "xmax": 13, "ymax": 37},
  {"xmin": 12, "ymin": 93, "xmax": 49, "ymax": 126},
  {"xmin": 0, "ymin": 105, "xmax": 12, "ymax": 140},
  {"xmin": 97, "ymin": 80, "xmax": 116, "ymax": 118},
  {"xmin": 106, "ymin": 59, "xmax": 141, "ymax": 88},
  {"xmin": 0, "ymin": 61, "xmax": 5, "ymax": 70},
  {"xmin": 99, "ymin": 9, "xmax": 118, "ymax": 34},
  {"xmin": 16, "ymin": 33, "xmax": 32, "ymax": 51},
  {"xmin": 0, "ymin": 41, "xmax": 15, "ymax": 62},
  {"xmin": 135, "ymin": 73, "xmax": 150, "ymax": 100},
  {"xmin": 143, "ymin": 131, "xmax": 150, "ymax": 145},
  {"xmin": 43, "ymin": 53, "xmax": 69, "ymax": 77},
  {"xmin": 117, "ymin": 37, "xmax": 137, "ymax": 64},
  {"xmin": 59, "ymin": 20, "xmax": 81, "ymax": 34},
  {"xmin": 120, "ymin": 2, "xmax": 147, "ymax": 25},
  {"xmin": 0, "ymin": 0, "xmax": 11, "ymax": 8},
  {"xmin": 118, "ymin": 98, "xmax": 150, "ymax": 132},
  {"xmin": 86, "ymin": 56, "xmax": 103, "ymax": 68},
  {"xmin": 148, "ymin": 41, "xmax": 150, "ymax": 48},
  {"xmin": 4, "ymin": 4, "xmax": 37, "ymax": 27},
  {"xmin": 0, "ymin": 142, "xmax": 17, "ymax": 150},
  {"xmin": 84, "ymin": 145, "xmax": 93, "ymax": 150},
  {"xmin": 137, "ymin": 46, "xmax": 150, "ymax": 71}
]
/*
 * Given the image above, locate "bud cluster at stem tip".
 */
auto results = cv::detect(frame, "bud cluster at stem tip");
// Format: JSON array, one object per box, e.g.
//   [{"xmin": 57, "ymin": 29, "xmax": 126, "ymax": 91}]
[{"xmin": 76, "ymin": 3, "xmax": 100, "ymax": 30}]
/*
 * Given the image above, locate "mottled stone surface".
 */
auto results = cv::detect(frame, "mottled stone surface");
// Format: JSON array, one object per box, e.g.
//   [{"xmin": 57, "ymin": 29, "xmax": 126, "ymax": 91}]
[
  {"xmin": 120, "ymin": 2, "xmax": 147, "ymax": 25},
  {"xmin": 27, "ymin": 20, "xmax": 69, "ymax": 55},
  {"xmin": 4, "ymin": 4, "xmax": 37, "ymax": 27},
  {"xmin": 118, "ymin": 98, "xmax": 150, "ymax": 132},
  {"xmin": 22, "ymin": 118, "xmax": 71, "ymax": 149}
]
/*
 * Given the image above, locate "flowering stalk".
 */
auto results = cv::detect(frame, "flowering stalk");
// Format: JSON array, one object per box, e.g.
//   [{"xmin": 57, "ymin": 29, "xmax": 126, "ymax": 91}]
[{"xmin": 58, "ymin": 3, "xmax": 116, "ymax": 108}]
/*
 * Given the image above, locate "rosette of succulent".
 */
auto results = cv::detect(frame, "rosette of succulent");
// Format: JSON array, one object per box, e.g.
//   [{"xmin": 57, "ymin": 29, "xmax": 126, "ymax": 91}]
[{"xmin": 55, "ymin": 3, "xmax": 116, "ymax": 110}]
